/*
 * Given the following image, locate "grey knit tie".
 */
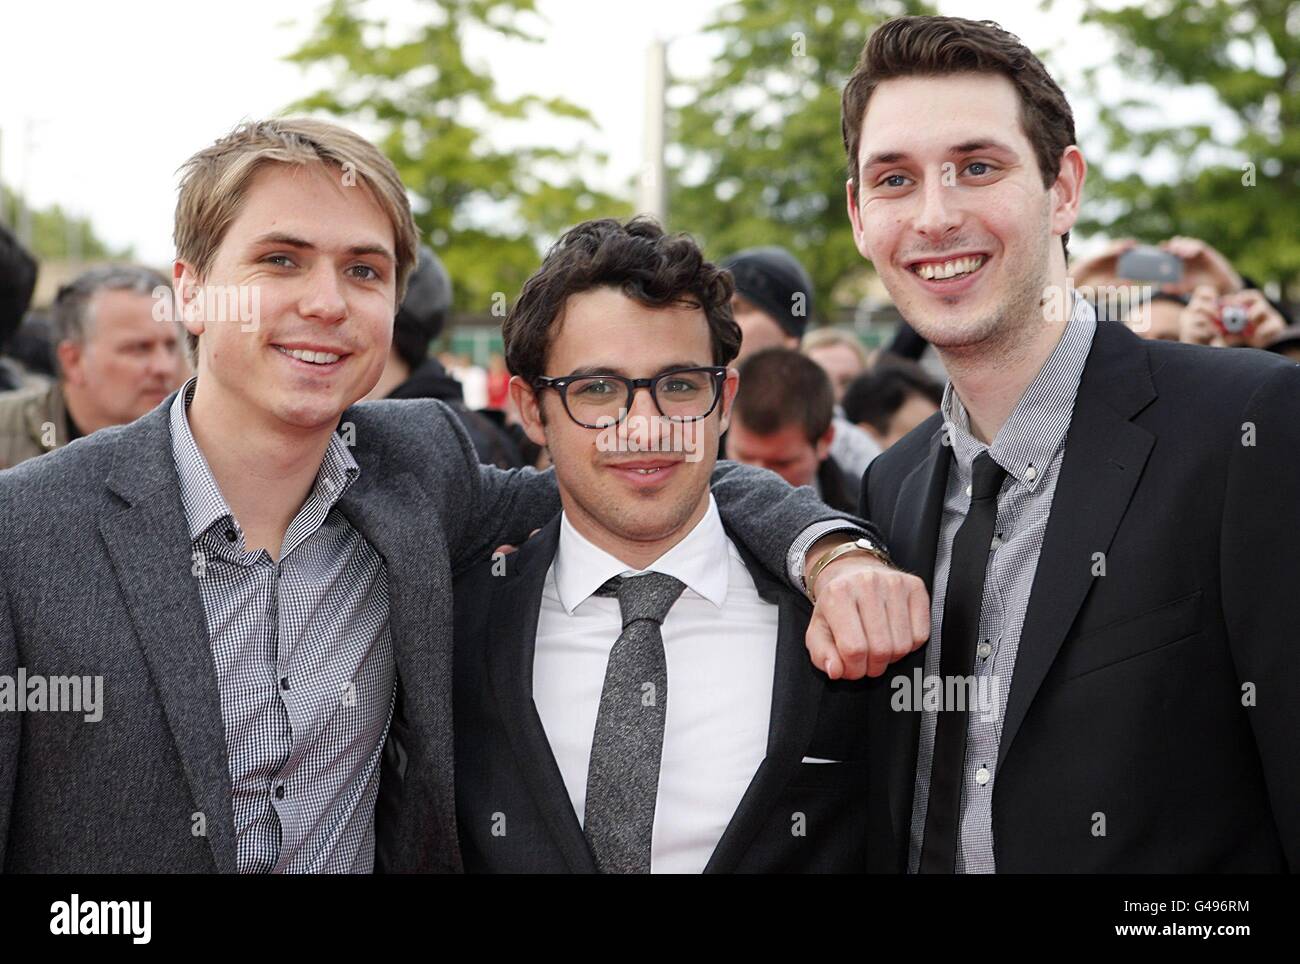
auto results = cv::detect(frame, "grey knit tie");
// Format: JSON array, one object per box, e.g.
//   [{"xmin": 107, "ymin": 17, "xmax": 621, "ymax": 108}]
[{"xmin": 583, "ymin": 571, "xmax": 687, "ymax": 873}]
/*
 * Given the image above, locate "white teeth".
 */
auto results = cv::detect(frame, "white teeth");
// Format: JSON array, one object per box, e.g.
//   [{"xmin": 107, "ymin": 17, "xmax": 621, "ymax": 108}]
[
  {"xmin": 913, "ymin": 255, "xmax": 986, "ymax": 280},
  {"xmin": 278, "ymin": 347, "xmax": 341, "ymax": 364}
]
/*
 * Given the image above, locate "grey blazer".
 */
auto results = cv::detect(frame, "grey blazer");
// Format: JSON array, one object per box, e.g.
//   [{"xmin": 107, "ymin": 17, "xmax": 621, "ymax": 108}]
[{"xmin": 0, "ymin": 392, "xmax": 865, "ymax": 872}]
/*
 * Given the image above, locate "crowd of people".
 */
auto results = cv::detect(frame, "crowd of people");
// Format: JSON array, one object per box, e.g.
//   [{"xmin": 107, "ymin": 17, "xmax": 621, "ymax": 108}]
[{"xmin": 0, "ymin": 12, "xmax": 1295, "ymax": 880}]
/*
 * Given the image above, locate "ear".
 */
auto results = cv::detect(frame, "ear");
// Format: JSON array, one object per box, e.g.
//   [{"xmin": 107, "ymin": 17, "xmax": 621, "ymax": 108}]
[
  {"xmin": 508, "ymin": 375, "xmax": 548, "ymax": 448},
  {"xmin": 814, "ymin": 422, "xmax": 835, "ymax": 461},
  {"xmin": 1050, "ymin": 146, "xmax": 1087, "ymax": 243},
  {"xmin": 56, "ymin": 340, "xmax": 84, "ymax": 386},
  {"xmin": 173, "ymin": 260, "xmax": 206, "ymax": 339},
  {"xmin": 716, "ymin": 367, "xmax": 741, "ymax": 434}
]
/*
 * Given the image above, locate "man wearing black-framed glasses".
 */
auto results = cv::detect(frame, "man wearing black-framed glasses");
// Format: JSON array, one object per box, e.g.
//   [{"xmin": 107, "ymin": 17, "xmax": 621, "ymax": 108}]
[{"xmin": 450, "ymin": 217, "xmax": 928, "ymax": 873}]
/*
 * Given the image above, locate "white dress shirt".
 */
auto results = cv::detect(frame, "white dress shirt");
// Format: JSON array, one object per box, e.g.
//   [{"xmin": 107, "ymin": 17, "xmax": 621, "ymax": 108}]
[{"xmin": 532, "ymin": 495, "xmax": 780, "ymax": 873}]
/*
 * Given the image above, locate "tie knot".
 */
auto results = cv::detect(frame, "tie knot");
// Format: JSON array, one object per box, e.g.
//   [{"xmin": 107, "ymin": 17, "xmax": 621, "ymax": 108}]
[
  {"xmin": 595, "ymin": 572, "xmax": 687, "ymax": 628},
  {"xmin": 971, "ymin": 451, "xmax": 1007, "ymax": 501}
]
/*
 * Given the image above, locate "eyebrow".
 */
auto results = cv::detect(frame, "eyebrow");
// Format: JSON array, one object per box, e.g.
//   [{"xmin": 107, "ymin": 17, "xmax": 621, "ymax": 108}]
[
  {"xmin": 860, "ymin": 138, "xmax": 1020, "ymax": 176},
  {"xmin": 567, "ymin": 361, "xmax": 710, "ymax": 378},
  {"xmin": 249, "ymin": 231, "xmax": 396, "ymax": 264}
]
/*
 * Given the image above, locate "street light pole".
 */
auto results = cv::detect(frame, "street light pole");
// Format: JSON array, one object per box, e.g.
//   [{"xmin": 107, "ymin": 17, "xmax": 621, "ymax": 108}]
[{"xmin": 638, "ymin": 38, "xmax": 667, "ymax": 225}]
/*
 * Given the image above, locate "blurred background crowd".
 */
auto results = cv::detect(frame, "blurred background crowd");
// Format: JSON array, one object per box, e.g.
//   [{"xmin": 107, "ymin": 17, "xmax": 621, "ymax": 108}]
[{"xmin": 2, "ymin": 0, "xmax": 1296, "ymax": 478}]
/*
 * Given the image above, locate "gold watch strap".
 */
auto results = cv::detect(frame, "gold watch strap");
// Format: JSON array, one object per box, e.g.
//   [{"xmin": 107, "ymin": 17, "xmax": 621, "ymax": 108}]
[{"xmin": 808, "ymin": 537, "xmax": 893, "ymax": 602}]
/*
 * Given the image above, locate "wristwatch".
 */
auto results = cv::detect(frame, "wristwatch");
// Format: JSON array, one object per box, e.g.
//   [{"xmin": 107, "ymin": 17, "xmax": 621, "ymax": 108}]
[{"xmin": 808, "ymin": 536, "xmax": 894, "ymax": 603}]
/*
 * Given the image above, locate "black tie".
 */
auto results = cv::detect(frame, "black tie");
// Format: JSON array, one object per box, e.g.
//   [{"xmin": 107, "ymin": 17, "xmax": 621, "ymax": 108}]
[{"xmin": 920, "ymin": 450, "xmax": 1007, "ymax": 873}]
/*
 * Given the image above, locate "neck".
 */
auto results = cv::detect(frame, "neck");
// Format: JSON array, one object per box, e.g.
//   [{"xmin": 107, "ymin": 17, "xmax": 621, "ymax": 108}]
[
  {"xmin": 938, "ymin": 265, "xmax": 1071, "ymax": 444},
  {"xmin": 60, "ymin": 382, "xmax": 116, "ymax": 436},
  {"xmin": 563, "ymin": 490, "xmax": 712, "ymax": 572},
  {"xmin": 187, "ymin": 378, "xmax": 337, "ymax": 561}
]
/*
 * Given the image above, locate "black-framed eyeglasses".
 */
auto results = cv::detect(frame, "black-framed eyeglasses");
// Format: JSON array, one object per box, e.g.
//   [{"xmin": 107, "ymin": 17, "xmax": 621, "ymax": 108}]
[{"xmin": 533, "ymin": 366, "xmax": 728, "ymax": 428}]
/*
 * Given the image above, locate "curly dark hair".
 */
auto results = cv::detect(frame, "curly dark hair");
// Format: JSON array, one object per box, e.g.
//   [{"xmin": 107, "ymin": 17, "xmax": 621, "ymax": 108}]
[{"xmin": 503, "ymin": 217, "xmax": 741, "ymax": 386}]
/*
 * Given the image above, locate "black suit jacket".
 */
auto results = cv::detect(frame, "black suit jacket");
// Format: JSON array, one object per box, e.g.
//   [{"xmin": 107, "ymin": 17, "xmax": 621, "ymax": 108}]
[
  {"xmin": 452, "ymin": 516, "xmax": 869, "ymax": 873},
  {"xmin": 861, "ymin": 320, "xmax": 1300, "ymax": 872}
]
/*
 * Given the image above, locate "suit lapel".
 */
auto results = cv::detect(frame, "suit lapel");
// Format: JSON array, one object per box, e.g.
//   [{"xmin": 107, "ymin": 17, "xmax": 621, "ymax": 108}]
[
  {"xmin": 485, "ymin": 518, "xmax": 598, "ymax": 872},
  {"xmin": 998, "ymin": 321, "xmax": 1156, "ymax": 768},
  {"xmin": 336, "ymin": 463, "xmax": 451, "ymax": 862},
  {"xmin": 99, "ymin": 405, "xmax": 237, "ymax": 873},
  {"xmin": 704, "ymin": 533, "xmax": 822, "ymax": 874},
  {"xmin": 883, "ymin": 425, "xmax": 950, "ymax": 858}
]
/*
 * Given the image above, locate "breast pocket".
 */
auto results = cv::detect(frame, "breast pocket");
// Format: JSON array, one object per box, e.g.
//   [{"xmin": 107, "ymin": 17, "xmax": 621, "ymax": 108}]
[
  {"xmin": 786, "ymin": 759, "xmax": 870, "ymax": 790},
  {"xmin": 1059, "ymin": 590, "xmax": 1203, "ymax": 681}
]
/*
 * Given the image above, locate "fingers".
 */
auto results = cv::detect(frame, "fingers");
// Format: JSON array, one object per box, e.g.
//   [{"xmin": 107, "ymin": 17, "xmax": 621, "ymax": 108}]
[
  {"xmin": 823, "ymin": 582, "xmax": 873, "ymax": 679},
  {"xmin": 1180, "ymin": 286, "xmax": 1219, "ymax": 345},
  {"xmin": 907, "ymin": 577, "xmax": 932, "ymax": 647},
  {"xmin": 853, "ymin": 583, "xmax": 893, "ymax": 679},
  {"xmin": 1251, "ymin": 315, "xmax": 1286, "ymax": 349},
  {"xmin": 803, "ymin": 565, "xmax": 933, "ymax": 681},
  {"xmin": 881, "ymin": 590, "xmax": 914, "ymax": 667},
  {"xmin": 805, "ymin": 615, "xmax": 844, "ymax": 681}
]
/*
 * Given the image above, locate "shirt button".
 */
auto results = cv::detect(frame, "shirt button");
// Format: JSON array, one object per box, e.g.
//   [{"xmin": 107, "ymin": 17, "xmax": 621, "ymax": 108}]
[
  {"xmin": 977, "ymin": 641, "xmax": 992, "ymax": 659},
  {"xmin": 975, "ymin": 767, "xmax": 991, "ymax": 786},
  {"xmin": 280, "ymin": 676, "xmax": 290, "ymax": 691},
  {"xmin": 225, "ymin": 529, "xmax": 237, "ymax": 543},
  {"xmin": 275, "ymin": 785, "xmax": 286, "ymax": 800},
  {"xmin": 965, "ymin": 484, "xmax": 973, "ymax": 497},
  {"xmin": 1025, "ymin": 465, "xmax": 1038, "ymax": 481},
  {"xmin": 991, "ymin": 535, "xmax": 1003, "ymax": 550}
]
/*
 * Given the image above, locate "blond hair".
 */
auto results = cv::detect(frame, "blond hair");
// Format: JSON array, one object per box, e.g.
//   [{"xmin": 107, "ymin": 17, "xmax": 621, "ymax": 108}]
[
  {"xmin": 173, "ymin": 118, "xmax": 418, "ymax": 359},
  {"xmin": 801, "ymin": 327, "xmax": 870, "ymax": 369}
]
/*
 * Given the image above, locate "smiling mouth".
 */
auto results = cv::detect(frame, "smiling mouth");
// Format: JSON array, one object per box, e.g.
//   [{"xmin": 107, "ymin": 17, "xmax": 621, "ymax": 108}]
[
  {"xmin": 908, "ymin": 254, "xmax": 988, "ymax": 282},
  {"xmin": 274, "ymin": 346, "xmax": 346, "ymax": 365},
  {"xmin": 607, "ymin": 460, "xmax": 681, "ymax": 477}
]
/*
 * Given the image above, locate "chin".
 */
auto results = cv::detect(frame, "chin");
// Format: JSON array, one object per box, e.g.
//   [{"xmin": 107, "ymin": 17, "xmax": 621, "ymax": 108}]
[
  {"xmin": 272, "ymin": 395, "xmax": 350, "ymax": 431},
  {"xmin": 602, "ymin": 493, "xmax": 701, "ymax": 544}
]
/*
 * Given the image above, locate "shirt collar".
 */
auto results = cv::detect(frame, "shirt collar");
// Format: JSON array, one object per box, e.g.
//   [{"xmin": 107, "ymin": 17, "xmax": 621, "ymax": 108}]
[
  {"xmin": 942, "ymin": 293, "xmax": 1097, "ymax": 490},
  {"xmin": 553, "ymin": 494, "xmax": 731, "ymax": 614},
  {"xmin": 168, "ymin": 376, "xmax": 361, "ymax": 544}
]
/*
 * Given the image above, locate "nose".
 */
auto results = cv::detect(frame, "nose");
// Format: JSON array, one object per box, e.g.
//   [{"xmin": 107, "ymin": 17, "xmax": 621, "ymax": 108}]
[
  {"xmin": 620, "ymin": 383, "xmax": 664, "ymax": 452},
  {"xmin": 912, "ymin": 171, "xmax": 962, "ymax": 245},
  {"xmin": 298, "ymin": 262, "xmax": 349, "ymax": 325},
  {"xmin": 146, "ymin": 343, "xmax": 175, "ymax": 378}
]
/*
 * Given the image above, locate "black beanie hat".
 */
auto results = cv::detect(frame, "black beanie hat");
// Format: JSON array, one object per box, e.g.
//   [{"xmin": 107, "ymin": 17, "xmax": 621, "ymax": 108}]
[
  {"xmin": 721, "ymin": 246, "xmax": 815, "ymax": 340},
  {"xmin": 393, "ymin": 246, "xmax": 453, "ymax": 370}
]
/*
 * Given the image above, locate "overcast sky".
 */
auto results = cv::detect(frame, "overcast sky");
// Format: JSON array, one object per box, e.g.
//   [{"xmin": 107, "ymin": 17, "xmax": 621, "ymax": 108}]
[{"xmin": 1, "ymin": 0, "xmax": 1203, "ymax": 267}]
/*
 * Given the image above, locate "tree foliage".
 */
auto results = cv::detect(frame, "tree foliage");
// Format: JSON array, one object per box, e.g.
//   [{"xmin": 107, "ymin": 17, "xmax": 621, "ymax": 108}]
[
  {"xmin": 285, "ymin": 0, "xmax": 629, "ymax": 314},
  {"xmin": 1076, "ymin": 0, "xmax": 1299, "ymax": 298}
]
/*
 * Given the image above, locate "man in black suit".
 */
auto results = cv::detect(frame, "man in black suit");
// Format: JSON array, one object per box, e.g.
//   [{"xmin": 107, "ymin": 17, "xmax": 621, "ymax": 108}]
[
  {"xmin": 809, "ymin": 16, "xmax": 1300, "ymax": 872},
  {"xmin": 453, "ymin": 218, "xmax": 928, "ymax": 873}
]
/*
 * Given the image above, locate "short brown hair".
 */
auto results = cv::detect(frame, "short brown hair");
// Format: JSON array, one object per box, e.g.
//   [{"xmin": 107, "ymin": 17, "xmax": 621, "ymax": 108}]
[
  {"xmin": 174, "ymin": 118, "xmax": 418, "ymax": 360},
  {"xmin": 503, "ymin": 217, "xmax": 740, "ymax": 386},
  {"xmin": 734, "ymin": 347, "xmax": 834, "ymax": 444},
  {"xmin": 841, "ymin": 16, "xmax": 1076, "ymax": 256}
]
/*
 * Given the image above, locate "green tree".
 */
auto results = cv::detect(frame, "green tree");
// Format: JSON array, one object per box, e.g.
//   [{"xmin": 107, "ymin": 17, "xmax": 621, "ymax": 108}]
[
  {"xmin": 1075, "ymin": 0, "xmax": 1299, "ymax": 299},
  {"xmin": 285, "ymin": 0, "xmax": 629, "ymax": 314},
  {"xmin": 667, "ymin": 0, "xmax": 933, "ymax": 318},
  {"xmin": 1, "ymin": 184, "xmax": 130, "ymax": 262}
]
